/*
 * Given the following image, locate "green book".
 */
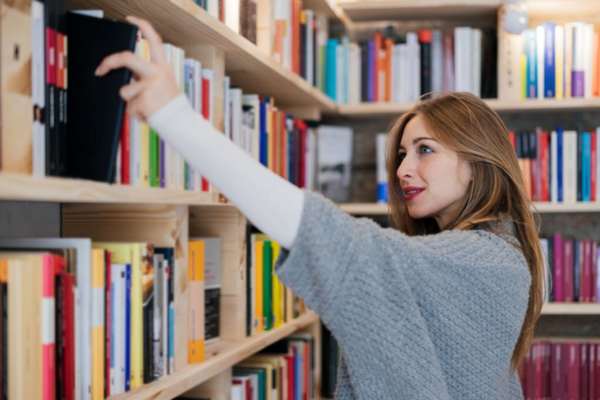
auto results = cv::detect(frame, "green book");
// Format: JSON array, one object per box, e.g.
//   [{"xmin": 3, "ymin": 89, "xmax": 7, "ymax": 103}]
[
  {"xmin": 149, "ymin": 128, "xmax": 159, "ymax": 187},
  {"xmin": 263, "ymin": 240, "xmax": 273, "ymax": 331}
]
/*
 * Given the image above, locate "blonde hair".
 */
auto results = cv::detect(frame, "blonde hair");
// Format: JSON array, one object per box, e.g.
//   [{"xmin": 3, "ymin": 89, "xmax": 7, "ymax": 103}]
[{"xmin": 386, "ymin": 92, "xmax": 543, "ymax": 372}]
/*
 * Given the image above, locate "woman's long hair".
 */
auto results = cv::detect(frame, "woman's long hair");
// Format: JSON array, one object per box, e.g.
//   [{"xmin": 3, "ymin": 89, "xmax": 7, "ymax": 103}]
[{"xmin": 386, "ymin": 92, "xmax": 544, "ymax": 372}]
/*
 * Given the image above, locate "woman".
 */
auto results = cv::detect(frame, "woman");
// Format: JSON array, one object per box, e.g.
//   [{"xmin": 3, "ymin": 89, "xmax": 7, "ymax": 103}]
[{"xmin": 97, "ymin": 17, "xmax": 544, "ymax": 399}]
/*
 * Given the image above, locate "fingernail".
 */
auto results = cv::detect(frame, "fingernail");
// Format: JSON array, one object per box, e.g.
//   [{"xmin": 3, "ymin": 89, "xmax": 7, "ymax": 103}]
[{"xmin": 94, "ymin": 67, "xmax": 100, "ymax": 76}]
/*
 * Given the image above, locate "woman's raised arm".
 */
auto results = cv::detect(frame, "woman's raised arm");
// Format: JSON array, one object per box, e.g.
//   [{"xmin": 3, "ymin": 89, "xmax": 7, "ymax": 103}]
[{"xmin": 95, "ymin": 16, "xmax": 304, "ymax": 249}]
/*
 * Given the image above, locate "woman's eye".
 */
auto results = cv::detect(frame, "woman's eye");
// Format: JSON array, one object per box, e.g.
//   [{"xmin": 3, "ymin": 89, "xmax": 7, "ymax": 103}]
[{"xmin": 418, "ymin": 145, "xmax": 432, "ymax": 154}]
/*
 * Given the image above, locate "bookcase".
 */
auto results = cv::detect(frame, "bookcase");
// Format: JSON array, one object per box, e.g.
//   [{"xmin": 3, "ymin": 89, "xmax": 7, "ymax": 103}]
[{"xmin": 3, "ymin": 0, "xmax": 600, "ymax": 398}]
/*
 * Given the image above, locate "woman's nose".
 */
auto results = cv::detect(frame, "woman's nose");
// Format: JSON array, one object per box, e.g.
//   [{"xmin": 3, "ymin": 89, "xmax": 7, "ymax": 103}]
[{"xmin": 396, "ymin": 154, "xmax": 416, "ymax": 180}]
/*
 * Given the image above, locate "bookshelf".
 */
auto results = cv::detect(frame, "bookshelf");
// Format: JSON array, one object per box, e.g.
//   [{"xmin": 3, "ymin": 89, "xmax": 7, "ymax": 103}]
[
  {"xmin": 106, "ymin": 312, "xmax": 318, "ymax": 400},
  {"xmin": 3, "ymin": 0, "xmax": 600, "ymax": 398}
]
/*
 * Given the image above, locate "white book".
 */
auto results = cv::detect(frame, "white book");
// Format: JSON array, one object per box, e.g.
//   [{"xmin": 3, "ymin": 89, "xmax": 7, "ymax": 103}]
[
  {"xmin": 407, "ymin": 33, "xmax": 420, "ymax": 101},
  {"xmin": 563, "ymin": 130, "xmax": 578, "ymax": 203},
  {"xmin": 315, "ymin": 15, "xmax": 329, "ymax": 90},
  {"xmin": 431, "ymin": 30, "xmax": 443, "ymax": 94},
  {"xmin": 343, "ymin": 37, "xmax": 350, "ymax": 104},
  {"xmin": 224, "ymin": 76, "xmax": 231, "ymax": 141},
  {"xmin": 230, "ymin": 88, "xmax": 243, "ymax": 148},
  {"xmin": 249, "ymin": 234, "xmax": 257, "ymax": 335},
  {"xmin": 583, "ymin": 23, "xmax": 594, "ymax": 98},
  {"xmin": 161, "ymin": 259, "xmax": 169, "ymax": 375},
  {"xmin": 207, "ymin": 0, "xmax": 219, "ymax": 19},
  {"xmin": 306, "ymin": 128, "xmax": 317, "ymax": 191},
  {"xmin": 398, "ymin": 44, "xmax": 410, "ymax": 102},
  {"xmin": 225, "ymin": 0, "xmax": 240, "ymax": 33},
  {"xmin": 152, "ymin": 254, "xmax": 164, "ymax": 377},
  {"xmin": 110, "ymin": 264, "xmax": 126, "ymax": 394},
  {"xmin": 596, "ymin": 127, "xmax": 600, "ymax": 201},
  {"xmin": 242, "ymin": 94, "xmax": 261, "ymax": 160},
  {"xmin": 0, "ymin": 238, "xmax": 93, "ymax": 400},
  {"xmin": 472, "ymin": 29, "xmax": 482, "ymax": 96},
  {"xmin": 536, "ymin": 25, "xmax": 545, "ymax": 99},
  {"xmin": 32, "ymin": 0, "xmax": 46, "ymax": 177},
  {"xmin": 336, "ymin": 43, "xmax": 344, "ymax": 103},
  {"xmin": 376, "ymin": 133, "xmax": 388, "ymax": 203},
  {"xmin": 454, "ymin": 27, "xmax": 472, "ymax": 93},
  {"xmin": 540, "ymin": 239, "xmax": 551, "ymax": 303},
  {"xmin": 230, "ymin": 383, "xmax": 244, "ymax": 400},
  {"xmin": 349, "ymin": 43, "xmax": 360, "ymax": 104},
  {"xmin": 115, "ymin": 144, "xmax": 122, "ymax": 184},
  {"xmin": 391, "ymin": 44, "xmax": 400, "ymax": 102},
  {"xmin": 554, "ymin": 25, "xmax": 564, "ymax": 99},
  {"xmin": 550, "ymin": 130, "xmax": 558, "ymax": 202}
]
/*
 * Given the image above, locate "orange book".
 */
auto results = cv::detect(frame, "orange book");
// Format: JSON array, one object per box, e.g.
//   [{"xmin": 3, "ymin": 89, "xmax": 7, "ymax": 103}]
[
  {"xmin": 187, "ymin": 241, "xmax": 205, "ymax": 364},
  {"xmin": 384, "ymin": 38, "xmax": 394, "ymax": 102},
  {"xmin": 594, "ymin": 31, "xmax": 600, "ymax": 97},
  {"xmin": 292, "ymin": 0, "xmax": 301, "ymax": 74},
  {"xmin": 374, "ymin": 32, "xmax": 386, "ymax": 102}
]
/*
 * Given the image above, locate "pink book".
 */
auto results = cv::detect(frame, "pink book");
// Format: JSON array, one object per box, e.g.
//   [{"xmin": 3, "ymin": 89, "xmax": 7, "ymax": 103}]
[
  {"xmin": 551, "ymin": 343, "xmax": 563, "ymax": 399},
  {"xmin": 567, "ymin": 343, "xmax": 581, "ymax": 399},
  {"xmin": 582, "ymin": 343, "xmax": 589, "ymax": 399},
  {"xmin": 553, "ymin": 233, "xmax": 564, "ymax": 302},
  {"xmin": 534, "ymin": 343, "xmax": 544, "ymax": 399},
  {"xmin": 583, "ymin": 240, "xmax": 592, "ymax": 302},
  {"xmin": 564, "ymin": 240, "xmax": 574, "ymax": 302}
]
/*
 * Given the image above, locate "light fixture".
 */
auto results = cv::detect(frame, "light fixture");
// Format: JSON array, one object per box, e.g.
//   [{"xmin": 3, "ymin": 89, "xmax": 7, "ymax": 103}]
[{"xmin": 502, "ymin": 0, "xmax": 528, "ymax": 34}]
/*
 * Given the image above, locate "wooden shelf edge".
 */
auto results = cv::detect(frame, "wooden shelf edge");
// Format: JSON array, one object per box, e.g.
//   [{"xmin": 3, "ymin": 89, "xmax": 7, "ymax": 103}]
[
  {"xmin": 109, "ymin": 312, "xmax": 319, "ymax": 400},
  {"xmin": 541, "ymin": 303, "xmax": 600, "ymax": 315},
  {"xmin": 339, "ymin": 202, "xmax": 600, "ymax": 215},
  {"xmin": 0, "ymin": 173, "xmax": 224, "ymax": 205}
]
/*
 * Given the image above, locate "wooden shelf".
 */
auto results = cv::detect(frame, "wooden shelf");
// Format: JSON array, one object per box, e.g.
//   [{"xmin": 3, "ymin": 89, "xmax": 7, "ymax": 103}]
[
  {"xmin": 0, "ymin": 173, "xmax": 224, "ymax": 205},
  {"xmin": 333, "ymin": 98, "xmax": 600, "ymax": 117},
  {"xmin": 541, "ymin": 303, "xmax": 600, "ymax": 315},
  {"xmin": 337, "ymin": 0, "xmax": 501, "ymax": 22},
  {"xmin": 340, "ymin": 202, "xmax": 600, "ymax": 215},
  {"xmin": 109, "ymin": 312, "xmax": 319, "ymax": 400},
  {"xmin": 66, "ymin": 0, "xmax": 336, "ymax": 115}
]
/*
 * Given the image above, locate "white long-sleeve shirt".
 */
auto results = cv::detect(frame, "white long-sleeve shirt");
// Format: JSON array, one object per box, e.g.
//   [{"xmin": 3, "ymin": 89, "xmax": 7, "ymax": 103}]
[{"xmin": 148, "ymin": 94, "xmax": 304, "ymax": 249}]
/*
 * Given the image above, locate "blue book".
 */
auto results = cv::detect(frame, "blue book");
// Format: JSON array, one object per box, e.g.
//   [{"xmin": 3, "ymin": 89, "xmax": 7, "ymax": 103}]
[
  {"xmin": 325, "ymin": 39, "xmax": 338, "ymax": 100},
  {"xmin": 557, "ymin": 128, "xmax": 564, "ymax": 202},
  {"xmin": 124, "ymin": 264, "xmax": 132, "ymax": 391},
  {"xmin": 525, "ymin": 29, "xmax": 537, "ymax": 98},
  {"xmin": 543, "ymin": 22, "xmax": 556, "ymax": 97},
  {"xmin": 259, "ymin": 98, "xmax": 268, "ymax": 167},
  {"xmin": 582, "ymin": 132, "xmax": 591, "ymax": 201}
]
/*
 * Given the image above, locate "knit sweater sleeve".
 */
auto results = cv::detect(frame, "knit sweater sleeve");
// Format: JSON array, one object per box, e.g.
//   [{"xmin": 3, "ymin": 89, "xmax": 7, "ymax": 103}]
[{"xmin": 275, "ymin": 191, "xmax": 531, "ymax": 399}]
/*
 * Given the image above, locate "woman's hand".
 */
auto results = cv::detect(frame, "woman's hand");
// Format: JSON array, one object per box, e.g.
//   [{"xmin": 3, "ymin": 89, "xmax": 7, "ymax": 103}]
[{"xmin": 95, "ymin": 16, "xmax": 180, "ymax": 121}]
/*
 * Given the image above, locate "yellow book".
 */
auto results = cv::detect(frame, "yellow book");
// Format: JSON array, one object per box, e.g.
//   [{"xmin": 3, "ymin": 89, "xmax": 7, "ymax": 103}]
[
  {"xmin": 255, "ymin": 239, "xmax": 264, "ymax": 333},
  {"xmin": 91, "ymin": 249, "xmax": 105, "ymax": 400},
  {"xmin": 271, "ymin": 241, "xmax": 283, "ymax": 328},
  {"xmin": 188, "ymin": 240, "xmax": 206, "ymax": 363},
  {"xmin": 555, "ymin": 25, "xmax": 564, "ymax": 99},
  {"xmin": 94, "ymin": 242, "xmax": 144, "ymax": 389},
  {"xmin": 520, "ymin": 53, "xmax": 527, "ymax": 99}
]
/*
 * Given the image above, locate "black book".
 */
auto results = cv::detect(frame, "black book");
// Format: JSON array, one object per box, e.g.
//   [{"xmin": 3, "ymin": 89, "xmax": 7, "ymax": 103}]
[
  {"xmin": 65, "ymin": 12, "xmax": 137, "ymax": 182},
  {"xmin": 481, "ymin": 29, "xmax": 498, "ymax": 99},
  {"xmin": 360, "ymin": 42, "xmax": 369, "ymax": 102}
]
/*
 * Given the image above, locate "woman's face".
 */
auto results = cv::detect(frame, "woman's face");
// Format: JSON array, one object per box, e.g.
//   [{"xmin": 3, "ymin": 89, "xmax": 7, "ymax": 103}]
[{"xmin": 396, "ymin": 115, "xmax": 472, "ymax": 229}]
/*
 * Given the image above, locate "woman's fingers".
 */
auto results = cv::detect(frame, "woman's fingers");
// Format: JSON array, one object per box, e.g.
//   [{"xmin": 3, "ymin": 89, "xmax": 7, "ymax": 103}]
[
  {"xmin": 95, "ymin": 50, "xmax": 154, "ymax": 78},
  {"xmin": 126, "ymin": 16, "xmax": 166, "ymax": 64},
  {"xmin": 119, "ymin": 80, "xmax": 146, "ymax": 101}
]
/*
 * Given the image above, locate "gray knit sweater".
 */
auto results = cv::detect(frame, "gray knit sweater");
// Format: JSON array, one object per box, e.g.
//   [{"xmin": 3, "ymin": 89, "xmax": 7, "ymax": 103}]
[{"xmin": 275, "ymin": 191, "xmax": 530, "ymax": 399}]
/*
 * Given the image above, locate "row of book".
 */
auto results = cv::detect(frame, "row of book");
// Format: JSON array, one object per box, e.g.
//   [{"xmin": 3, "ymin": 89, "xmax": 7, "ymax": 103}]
[
  {"xmin": 246, "ymin": 230, "xmax": 306, "ymax": 336},
  {"xmin": 514, "ymin": 22, "xmax": 600, "ymax": 100},
  {"xmin": 541, "ymin": 235, "xmax": 600, "ymax": 304},
  {"xmin": 509, "ymin": 128, "xmax": 600, "ymax": 203},
  {"xmin": 230, "ymin": 335, "xmax": 316, "ymax": 400},
  {"xmin": 0, "ymin": 237, "xmax": 223, "ymax": 400},
  {"xmin": 519, "ymin": 340, "xmax": 600, "ymax": 400},
  {"xmin": 324, "ymin": 27, "xmax": 497, "ymax": 104},
  {"xmin": 193, "ymin": 0, "xmax": 258, "ymax": 44}
]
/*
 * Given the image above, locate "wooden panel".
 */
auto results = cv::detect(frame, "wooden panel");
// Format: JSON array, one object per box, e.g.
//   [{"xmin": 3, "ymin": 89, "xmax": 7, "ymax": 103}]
[
  {"xmin": 535, "ymin": 314, "xmax": 600, "ymax": 339},
  {"xmin": 189, "ymin": 205, "xmax": 247, "ymax": 341},
  {"xmin": 183, "ymin": 368, "xmax": 232, "ymax": 399},
  {"xmin": 1, "ymin": 2, "xmax": 33, "ymax": 173},
  {"xmin": 0, "ymin": 201, "xmax": 60, "ymax": 238},
  {"xmin": 65, "ymin": 0, "xmax": 336, "ymax": 112},
  {"xmin": 0, "ymin": 172, "xmax": 218, "ymax": 204},
  {"xmin": 108, "ymin": 312, "xmax": 319, "ymax": 400},
  {"xmin": 61, "ymin": 203, "xmax": 190, "ymax": 371}
]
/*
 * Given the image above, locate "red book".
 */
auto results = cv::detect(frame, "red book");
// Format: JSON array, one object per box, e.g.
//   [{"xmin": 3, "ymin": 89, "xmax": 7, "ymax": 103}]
[
  {"xmin": 281, "ymin": 113, "xmax": 287, "ymax": 179},
  {"xmin": 567, "ymin": 343, "xmax": 581, "ymax": 400},
  {"xmin": 533, "ymin": 343, "xmax": 544, "ymax": 399},
  {"xmin": 296, "ymin": 120, "xmax": 307, "ymax": 188},
  {"xmin": 270, "ymin": 108, "xmax": 277, "ymax": 174},
  {"xmin": 201, "ymin": 75, "xmax": 211, "ymax": 192},
  {"xmin": 286, "ymin": 352, "xmax": 295, "ymax": 400},
  {"xmin": 564, "ymin": 239, "xmax": 574, "ymax": 302},
  {"xmin": 62, "ymin": 272, "xmax": 75, "ymax": 400},
  {"xmin": 582, "ymin": 343, "xmax": 589, "ymax": 400},
  {"xmin": 594, "ymin": 344, "xmax": 600, "ymax": 399},
  {"xmin": 120, "ymin": 115, "xmax": 130, "ymax": 185},
  {"xmin": 592, "ymin": 242, "xmax": 598, "ymax": 302},
  {"xmin": 104, "ymin": 252, "xmax": 112, "ymax": 397},
  {"xmin": 592, "ymin": 130, "xmax": 597, "ymax": 201},
  {"xmin": 551, "ymin": 343, "xmax": 563, "ymax": 400}
]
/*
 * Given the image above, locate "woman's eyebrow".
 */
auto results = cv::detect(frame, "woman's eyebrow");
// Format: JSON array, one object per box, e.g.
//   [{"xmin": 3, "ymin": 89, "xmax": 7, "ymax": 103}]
[{"xmin": 399, "ymin": 137, "xmax": 437, "ymax": 150}]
